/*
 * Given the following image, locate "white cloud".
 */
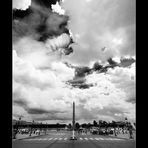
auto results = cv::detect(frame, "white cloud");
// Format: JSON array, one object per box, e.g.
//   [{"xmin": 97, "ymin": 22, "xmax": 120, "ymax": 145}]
[
  {"xmin": 13, "ymin": 36, "xmax": 71, "ymax": 69},
  {"xmin": 114, "ymin": 113, "xmax": 122, "ymax": 117},
  {"xmin": 112, "ymin": 56, "xmax": 121, "ymax": 63},
  {"xmin": 51, "ymin": 2, "xmax": 65, "ymax": 15},
  {"xmin": 13, "ymin": 105, "xmax": 31, "ymax": 121},
  {"xmin": 51, "ymin": 62, "xmax": 75, "ymax": 81},
  {"xmin": 13, "ymin": 46, "xmax": 75, "ymax": 122},
  {"xmin": 86, "ymin": 0, "xmax": 93, "ymax": 2},
  {"xmin": 107, "ymin": 63, "xmax": 135, "ymax": 100},
  {"xmin": 13, "ymin": 0, "xmax": 31, "ymax": 10},
  {"xmin": 83, "ymin": 65, "xmax": 135, "ymax": 121},
  {"xmin": 13, "ymin": 47, "xmax": 135, "ymax": 122},
  {"xmin": 13, "ymin": 50, "xmax": 59, "ymax": 89}
]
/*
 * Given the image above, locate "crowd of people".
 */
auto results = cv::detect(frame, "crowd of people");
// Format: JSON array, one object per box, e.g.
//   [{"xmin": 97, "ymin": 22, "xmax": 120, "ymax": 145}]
[
  {"xmin": 12, "ymin": 121, "xmax": 136, "ymax": 140},
  {"xmin": 12, "ymin": 128, "xmax": 46, "ymax": 139},
  {"xmin": 76, "ymin": 126, "xmax": 135, "ymax": 139}
]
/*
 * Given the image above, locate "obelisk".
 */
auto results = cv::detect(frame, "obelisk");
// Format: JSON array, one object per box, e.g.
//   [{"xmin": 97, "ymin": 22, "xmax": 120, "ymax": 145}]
[
  {"xmin": 72, "ymin": 101, "xmax": 75, "ymax": 131},
  {"xmin": 71, "ymin": 101, "xmax": 77, "ymax": 140}
]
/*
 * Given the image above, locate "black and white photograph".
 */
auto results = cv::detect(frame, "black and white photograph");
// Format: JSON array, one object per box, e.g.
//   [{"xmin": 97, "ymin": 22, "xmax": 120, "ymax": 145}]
[{"xmin": 12, "ymin": 0, "xmax": 136, "ymax": 148}]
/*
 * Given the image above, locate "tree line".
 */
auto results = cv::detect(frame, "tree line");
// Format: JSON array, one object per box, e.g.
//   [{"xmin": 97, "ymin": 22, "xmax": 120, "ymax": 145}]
[{"xmin": 13, "ymin": 120, "xmax": 135, "ymax": 129}]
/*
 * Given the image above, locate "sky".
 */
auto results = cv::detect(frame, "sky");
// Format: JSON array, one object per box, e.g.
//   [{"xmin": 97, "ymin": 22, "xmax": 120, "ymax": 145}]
[{"xmin": 12, "ymin": 0, "xmax": 136, "ymax": 124}]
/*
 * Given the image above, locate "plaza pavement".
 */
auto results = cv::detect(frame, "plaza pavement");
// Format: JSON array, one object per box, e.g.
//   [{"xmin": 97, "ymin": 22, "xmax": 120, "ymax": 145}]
[{"xmin": 110, "ymin": 131, "xmax": 136, "ymax": 140}]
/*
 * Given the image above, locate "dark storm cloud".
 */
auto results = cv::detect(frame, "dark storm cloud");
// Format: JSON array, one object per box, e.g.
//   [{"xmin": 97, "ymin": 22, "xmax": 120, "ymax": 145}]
[
  {"xmin": 66, "ymin": 57, "xmax": 135, "ymax": 89},
  {"xmin": 67, "ymin": 77, "xmax": 93, "ymax": 89},
  {"xmin": 63, "ymin": 46, "xmax": 73, "ymax": 55},
  {"xmin": 107, "ymin": 58, "xmax": 118, "ymax": 66},
  {"xmin": 13, "ymin": 99, "xmax": 28, "ymax": 107},
  {"xmin": 92, "ymin": 57, "xmax": 135, "ymax": 72},
  {"xmin": 126, "ymin": 97, "xmax": 136, "ymax": 104},
  {"xmin": 13, "ymin": 8, "xmax": 32, "ymax": 19},
  {"xmin": 93, "ymin": 62, "xmax": 103, "ymax": 71},
  {"xmin": 75, "ymin": 67, "xmax": 92, "ymax": 77},
  {"xmin": 119, "ymin": 58, "xmax": 135, "ymax": 67},
  {"xmin": 27, "ymin": 108, "xmax": 66, "ymax": 115},
  {"xmin": 92, "ymin": 58, "xmax": 119, "ymax": 73},
  {"xmin": 32, "ymin": 0, "xmax": 60, "ymax": 8},
  {"xmin": 33, "ymin": 112, "xmax": 71, "ymax": 121},
  {"xmin": 27, "ymin": 108, "xmax": 51, "ymax": 114},
  {"xmin": 76, "ymin": 57, "xmax": 135, "ymax": 76},
  {"xmin": 66, "ymin": 65, "xmax": 93, "ymax": 89},
  {"xmin": 13, "ymin": 0, "xmax": 70, "ymax": 42}
]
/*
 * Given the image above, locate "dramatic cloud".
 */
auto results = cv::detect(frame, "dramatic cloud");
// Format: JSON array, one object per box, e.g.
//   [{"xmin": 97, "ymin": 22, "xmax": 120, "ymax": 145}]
[
  {"xmin": 13, "ymin": 0, "xmax": 135, "ymax": 123},
  {"xmin": 13, "ymin": 49, "xmax": 75, "ymax": 122},
  {"xmin": 67, "ymin": 57, "xmax": 135, "ymax": 89},
  {"xmin": 13, "ymin": 55, "xmax": 135, "ymax": 122},
  {"xmin": 62, "ymin": 0, "xmax": 135, "ymax": 65},
  {"xmin": 13, "ymin": 0, "xmax": 71, "ymax": 43}
]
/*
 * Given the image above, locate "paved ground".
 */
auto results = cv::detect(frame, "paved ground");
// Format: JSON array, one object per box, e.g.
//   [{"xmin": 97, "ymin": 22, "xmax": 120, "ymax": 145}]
[
  {"xmin": 12, "ymin": 131, "xmax": 136, "ymax": 148},
  {"xmin": 110, "ymin": 131, "xmax": 136, "ymax": 140}
]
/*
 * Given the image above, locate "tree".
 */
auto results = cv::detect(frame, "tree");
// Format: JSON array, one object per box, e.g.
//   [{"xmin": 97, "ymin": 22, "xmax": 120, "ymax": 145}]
[
  {"xmin": 102, "ymin": 121, "xmax": 108, "ymax": 127},
  {"xmin": 75, "ymin": 122, "xmax": 80, "ymax": 130},
  {"xmin": 111, "ymin": 121, "xmax": 117, "ymax": 128},
  {"xmin": 81, "ymin": 123, "xmax": 87, "ymax": 128},
  {"xmin": 87, "ymin": 123, "xmax": 92, "ymax": 128},
  {"xmin": 68, "ymin": 123, "xmax": 72, "ymax": 129},
  {"xmin": 98, "ymin": 120, "xmax": 103, "ymax": 127},
  {"xmin": 93, "ymin": 120, "xmax": 98, "ymax": 127}
]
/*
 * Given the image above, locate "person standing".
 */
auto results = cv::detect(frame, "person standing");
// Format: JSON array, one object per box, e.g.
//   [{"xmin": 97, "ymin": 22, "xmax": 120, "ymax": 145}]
[
  {"xmin": 114, "ymin": 128, "xmax": 117, "ymax": 136},
  {"xmin": 13, "ymin": 129, "xmax": 17, "ymax": 139},
  {"xmin": 129, "ymin": 127, "xmax": 133, "ymax": 139}
]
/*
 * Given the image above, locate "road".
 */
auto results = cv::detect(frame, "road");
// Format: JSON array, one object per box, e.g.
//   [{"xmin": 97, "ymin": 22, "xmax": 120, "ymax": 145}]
[{"xmin": 12, "ymin": 131, "xmax": 136, "ymax": 148}]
